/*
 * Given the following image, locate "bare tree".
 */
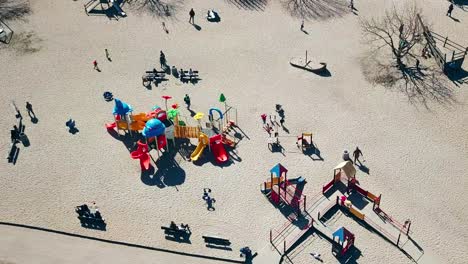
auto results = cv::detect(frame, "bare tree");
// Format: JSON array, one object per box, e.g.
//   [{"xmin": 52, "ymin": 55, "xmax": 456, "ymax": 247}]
[
  {"xmin": 127, "ymin": 0, "xmax": 184, "ymax": 18},
  {"xmin": 360, "ymin": 3, "xmax": 456, "ymax": 108},
  {"xmin": 0, "ymin": 0, "xmax": 31, "ymax": 21},
  {"xmin": 361, "ymin": 4, "xmax": 422, "ymax": 68},
  {"xmin": 283, "ymin": 0, "xmax": 348, "ymax": 20}
]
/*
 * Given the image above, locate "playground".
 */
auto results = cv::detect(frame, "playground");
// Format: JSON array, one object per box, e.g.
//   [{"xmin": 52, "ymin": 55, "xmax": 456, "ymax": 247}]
[{"xmin": 1, "ymin": 0, "xmax": 468, "ymax": 264}]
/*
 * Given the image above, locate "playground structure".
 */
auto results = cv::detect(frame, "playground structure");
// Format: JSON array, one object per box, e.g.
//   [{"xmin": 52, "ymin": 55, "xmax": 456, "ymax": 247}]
[
  {"xmin": 417, "ymin": 14, "xmax": 467, "ymax": 73},
  {"xmin": 84, "ymin": 0, "xmax": 126, "ymax": 17},
  {"xmin": 265, "ymin": 160, "xmax": 421, "ymax": 262},
  {"xmin": 296, "ymin": 132, "xmax": 313, "ymax": 153},
  {"xmin": 106, "ymin": 98, "xmax": 170, "ymax": 170},
  {"xmin": 190, "ymin": 133, "xmax": 208, "ymax": 161},
  {"xmin": 261, "ymin": 164, "xmax": 308, "ymax": 216},
  {"xmin": 0, "ymin": 18, "xmax": 13, "ymax": 44}
]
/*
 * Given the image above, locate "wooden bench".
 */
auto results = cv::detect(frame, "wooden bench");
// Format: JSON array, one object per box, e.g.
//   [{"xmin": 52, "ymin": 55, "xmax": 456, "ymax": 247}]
[
  {"xmin": 180, "ymin": 70, "xmax": 199, "ymax": 80},
  {"xmin": 202, "ymin": 236, "xmax": 231, "ymax": 246},
  {"xmin": 7, "ymin": 144, "xmax": 19, "ymax": 163}
]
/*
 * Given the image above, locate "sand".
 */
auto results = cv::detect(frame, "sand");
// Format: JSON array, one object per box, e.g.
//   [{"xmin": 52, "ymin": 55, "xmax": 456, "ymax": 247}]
[{"xmin": 0, "ymin": 0, "xmax": 467, "ymax": 263}]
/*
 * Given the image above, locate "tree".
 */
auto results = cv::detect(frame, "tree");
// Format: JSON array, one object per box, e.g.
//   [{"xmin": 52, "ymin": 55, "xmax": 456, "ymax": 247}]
[
  {"xmin": 0, "ymin": 0, "xmax": 31, "ymax": 21},
  {"xmin": 361, "ymin": 3, "xmax": 422, "ymax": 68},
  {"xmin": 360, "ymin": 3, "xmax": 456, "ymax": 108}
]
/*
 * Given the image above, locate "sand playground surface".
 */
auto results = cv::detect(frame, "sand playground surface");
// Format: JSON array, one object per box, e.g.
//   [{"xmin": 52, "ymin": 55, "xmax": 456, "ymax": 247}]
[{"xmin": 1, "ymin": 0, "xmax": 467, "ymax": 263}]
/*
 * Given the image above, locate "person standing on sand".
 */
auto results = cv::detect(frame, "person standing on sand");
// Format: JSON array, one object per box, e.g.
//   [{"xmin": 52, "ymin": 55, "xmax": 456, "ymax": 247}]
[
  {"xmin": 447, "ymin": 3, "xmax": 454, "ymax": 17},
  {"xmin": 160, "ymin": 51, "xmax": 166, "ymax": 69},
  {"xmin": 105, "ymin": 49, "xmax": 111, "ymax": 61},
  {"xmin": 189, "ymin": 8, "xmax": 195, "ymax": 24},
  {"xmin": 184, "ymin": 94, "xmax": 191, "ymax": 109},
  {"xmin": 300, "ymin": 20, "xmax": 304, "ymax": 31},
  {"xmin": 25, "ymin": 102, "xmax": 36, "ymax": 119},
  {"xmin": 93, "ymin": 60, "xmax": 100, "ymax": 71},
  {"xmin": 353, "ymin": 147, "xmax": 363, "ymax": 165}
]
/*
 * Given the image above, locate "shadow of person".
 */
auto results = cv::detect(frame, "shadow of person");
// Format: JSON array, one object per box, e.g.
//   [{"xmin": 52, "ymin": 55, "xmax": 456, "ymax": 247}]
[
  {"xmin": 193, "ymin": 24, "xmax": 202, "ymax": 31},
  {"xmin": 301, "ymin": 29, "xmax": 309, "ymax": 35},
  {"xmin": 188, "ymin": 109, "xmax": 196, "ymax": 117},
  {"xmin": 69, "ymin": 127, "xmax": 79, "ymax": 134},
  {"xmin": 357, "ymin": 163, "xmax": 370, "ymax": 174},
  {"xmin": 282, "ymin": 125, "xmax": 290, "ymax": 134},
  {"xmin": 450, "ymin": 16, "xmax": 461, "ymax": 22}
]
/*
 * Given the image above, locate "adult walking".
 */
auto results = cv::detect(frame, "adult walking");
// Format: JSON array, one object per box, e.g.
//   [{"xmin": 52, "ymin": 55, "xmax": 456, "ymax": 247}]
[
  {"xmin": 159, "ymin": 51, "xmax": 166, "ymax": 69},
  {"xmin": 189, "ymin": 8, "xmax": 195, "ymax": 24},
  {"xmin": 25, "ymin": 102, "xmax": 36, "ymax": 119},
  {"xmin": 447, "ymin": 3, "xmax": 454, "ymax": 17},
  {"xmin": 184, "ymin": 94, "xmax": 191, "ymax": 109},
  {"xmin": 353, "ymin": 147, "xmax": 363, "ymax": 165}
]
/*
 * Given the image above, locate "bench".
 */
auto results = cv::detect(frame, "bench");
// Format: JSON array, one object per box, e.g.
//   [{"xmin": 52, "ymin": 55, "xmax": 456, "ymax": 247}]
[
  {"xmin": 180, "ymin": 70, "xmax": 199, "ymax": 80},
  {"xmin": 7, "ymin": 144, "xmax": 19, "ymax": 163},
  {"xmin": 202, "ymin": 236, "xmax": 231, "ymax": 246}
]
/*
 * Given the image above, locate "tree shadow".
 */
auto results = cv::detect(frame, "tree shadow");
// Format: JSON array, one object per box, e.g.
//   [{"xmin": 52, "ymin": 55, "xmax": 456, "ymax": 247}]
[
  {"xmin": 0, "ymin": 0, "xmax": 31, "ymax": 21},
  {"xmin": 361, "ymin": 54, "xmax": 458, "ymax": 109},
  {"xmin": 225, "ymin": 0, "xmax": 268, "ymax": 11},
  {"xmin": 282, "ymin": 0, "xmax": 348, "ymax": 20},
  {"xmin": 127, "ymin": 0, "xmax": 185, "ymax": 20}
]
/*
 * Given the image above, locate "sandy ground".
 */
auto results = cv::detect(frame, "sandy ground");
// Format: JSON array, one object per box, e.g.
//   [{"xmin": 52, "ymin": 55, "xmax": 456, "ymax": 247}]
[{"xmin": 0, "ymin": 0, "xmax": 467, "ymax": 263}]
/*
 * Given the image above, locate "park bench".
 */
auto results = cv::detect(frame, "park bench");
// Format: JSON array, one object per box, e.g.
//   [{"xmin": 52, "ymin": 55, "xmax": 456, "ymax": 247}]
[
  {"xmin": 7, "ymin": 144, "xmax": 19, "ymax": 164},
  {"xmin": 202, "ymin": 236, "xmax": 231, "ymax": 247},
  {"xmin": 180, "ymin": 70, "xmax": 199, "ymax": 82}
]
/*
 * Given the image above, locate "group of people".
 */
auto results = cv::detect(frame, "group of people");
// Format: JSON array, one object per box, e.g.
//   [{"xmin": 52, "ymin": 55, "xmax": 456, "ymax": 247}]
[{"xmin": 343, "ymin": 147, "xmax": 364, "ymax": 165}]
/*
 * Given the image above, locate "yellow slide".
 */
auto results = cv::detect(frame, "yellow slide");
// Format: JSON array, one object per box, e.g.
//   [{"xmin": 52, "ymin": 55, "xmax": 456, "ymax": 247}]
[{"xmin": 190, "ymin": 133, "xmax": 209, "ymax": 161}]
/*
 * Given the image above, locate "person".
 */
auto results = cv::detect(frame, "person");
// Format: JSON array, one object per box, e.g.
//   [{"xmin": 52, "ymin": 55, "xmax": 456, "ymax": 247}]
[
  {"xmin": 160, "ymin": 51, "xmax": 166, "ymax": 69},
  {"xmin": 189, "ymin": 68, "xmax": 193, "ymax": 77},
  {"xmin": 311, "ymin": 252, "xmax": 321, "ymax": 260},
  {"xmin": 261, "ymin": 114, "xmax": 267, "ymax": 124},
  {"xmin": 240, "ymin": 247, "xmax": 252, "ymax": 258},
  {"xmin": 279, "ymin": 117, "xmax": 285, "ymax": 127},
  {"xmin": 447, "ymin": 3, "xmax": 454, "ymax": 17},
  {"xmin": 171, "ymin": 65, "xmax": 177, "ymax": 77},
  {"xmin": 189, "ymin": 8, "xmax": 195, "ymax": 24},
  {"xmin": 105, "ymin": 49, "xmax": 110, "ymax": 61},
  {"xmin": 93, "ymin": 60, "xmax": 99, "ymax": 71},
  {"xmin": 184, "ymin": 94, "xmax": 191, "ymax": 109},
  {"xmin": 162, "ymin": 21, "xmax": 169, "ymax": 34},
  {"xmin": 353, "ymin": 147, "xmax": 363, "ymax": 165},
  {"xmin": 348, "ymin": 0, "xmax": 354, "ymax": 10},
  {"xmin": 300, "ymin": 20, "xmax": 304, "ymax": 31},
  {"xmin": 170, "ymin": 221, "xmax": 178, "ymax": 230},
  {"xmin": 415, "ymin": 59, "xmax": 420, "ymax": 72},
  {"xmin": 25, "ymin": 102, "xmax": 36, "ymax": 119}
]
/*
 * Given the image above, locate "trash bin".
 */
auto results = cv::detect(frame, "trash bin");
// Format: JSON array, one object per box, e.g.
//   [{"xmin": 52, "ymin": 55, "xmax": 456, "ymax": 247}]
[{"xmin": 19, "ymin": 133, "xmax": 30, "ymax": 147}]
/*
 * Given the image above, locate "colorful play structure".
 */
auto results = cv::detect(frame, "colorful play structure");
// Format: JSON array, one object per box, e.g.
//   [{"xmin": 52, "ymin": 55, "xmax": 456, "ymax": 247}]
[
  {"xmin": 266, "ymin": 160, "xmax": 419, "ymax": 261},
  {"xmin": 261, "ymin": 164, "xmax": 308, "ymax": 216},
  {"xmin": 105, "ymin": 95, "xmax": 240, "ymax": 170},
  {"xmin": 296, "ymin": 132, "xmax": 313, "ymax": 153},
  {"xmin": 106, "ymin": 98, "xmax": 169, "ymax": 171}
]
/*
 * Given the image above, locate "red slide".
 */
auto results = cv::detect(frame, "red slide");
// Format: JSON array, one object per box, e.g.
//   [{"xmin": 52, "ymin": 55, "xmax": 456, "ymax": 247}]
[{"xmin": 209, "ymin": 134, "xmax": 228, "ymax": 164}]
